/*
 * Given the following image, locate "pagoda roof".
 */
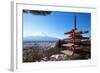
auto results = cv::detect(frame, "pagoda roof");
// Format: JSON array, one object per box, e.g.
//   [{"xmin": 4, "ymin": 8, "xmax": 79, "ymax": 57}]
[
  {"xmin": 61, "ymin": 50, "xmax": 73, "ymax": 56},
  {"xmin": 64, "ymin": 46, "xmax": 90, "ymax": 50},
  {"xmin": 62, "ymin": 43, "xmax": 74, "ymax": 47},
  {"xmin": 64, "ymin": 30, "xmax": 88, "ymax": 35},
  {"xmin": 64, "ymin": 38, "xmax": 89, "ymax": 40},
  {"xmin": 73, "ymin": 46, "xmax": 90, "ymax": 50}
]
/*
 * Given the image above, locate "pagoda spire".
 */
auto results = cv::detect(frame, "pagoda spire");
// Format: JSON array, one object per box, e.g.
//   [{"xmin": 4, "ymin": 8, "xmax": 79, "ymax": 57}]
[{"xmin": 74, "ymin": 15, "xmax": 77, "ymax": 30}]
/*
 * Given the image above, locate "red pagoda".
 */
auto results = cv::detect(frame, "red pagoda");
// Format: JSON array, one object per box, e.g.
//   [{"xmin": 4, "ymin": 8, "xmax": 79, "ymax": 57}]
[{"xmin": 62, "ymin": 15, "xmax": 91, "ymax": 59}]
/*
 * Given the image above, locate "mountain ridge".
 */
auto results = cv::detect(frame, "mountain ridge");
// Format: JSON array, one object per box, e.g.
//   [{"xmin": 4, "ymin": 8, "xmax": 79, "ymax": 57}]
[{"xmin": 23, "ymin": 36, "xmax": 60, "ymax": 41}]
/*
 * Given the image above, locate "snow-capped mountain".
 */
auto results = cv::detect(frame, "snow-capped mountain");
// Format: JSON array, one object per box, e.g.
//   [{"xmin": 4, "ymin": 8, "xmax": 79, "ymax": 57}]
[{"xmin": 23, "ymin": 36, "xmax": 60, "ymax": 42}]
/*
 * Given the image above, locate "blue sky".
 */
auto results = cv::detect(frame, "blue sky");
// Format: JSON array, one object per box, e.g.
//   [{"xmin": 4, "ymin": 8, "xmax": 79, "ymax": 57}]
[{"xmin": 23, "ymin": 10, "xmax": 91, "ymax": 39}]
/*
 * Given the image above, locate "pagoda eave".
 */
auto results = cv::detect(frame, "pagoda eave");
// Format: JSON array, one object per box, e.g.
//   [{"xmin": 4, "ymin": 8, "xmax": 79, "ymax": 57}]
[{"xmin": 64, "ymin": 31, "xmax": 88, "ymax": 35}]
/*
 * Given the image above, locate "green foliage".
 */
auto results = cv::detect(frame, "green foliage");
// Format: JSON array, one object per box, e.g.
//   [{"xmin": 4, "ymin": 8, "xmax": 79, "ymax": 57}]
[{"xmin": 55, "ymin": 40, "xmax": 66, "ymax": 48}]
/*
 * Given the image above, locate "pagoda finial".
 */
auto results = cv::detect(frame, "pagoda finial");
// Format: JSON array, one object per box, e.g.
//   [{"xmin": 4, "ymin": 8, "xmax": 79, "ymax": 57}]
[{"xmin": 74, "ymin": 15, "xmax": 77, "ymax": 30}]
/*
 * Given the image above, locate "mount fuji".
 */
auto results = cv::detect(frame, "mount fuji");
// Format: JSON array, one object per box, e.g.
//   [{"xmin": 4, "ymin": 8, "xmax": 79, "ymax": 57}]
[{"xmin": 23, "ymin": 36, "xmax": 60, "ymax": 42}]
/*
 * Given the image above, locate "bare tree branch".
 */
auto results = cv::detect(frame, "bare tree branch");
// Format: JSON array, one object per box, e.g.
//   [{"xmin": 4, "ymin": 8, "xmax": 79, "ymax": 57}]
[{"xmin": 23, "ymin": 10, "xmax": 52, "ymax": 16}]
